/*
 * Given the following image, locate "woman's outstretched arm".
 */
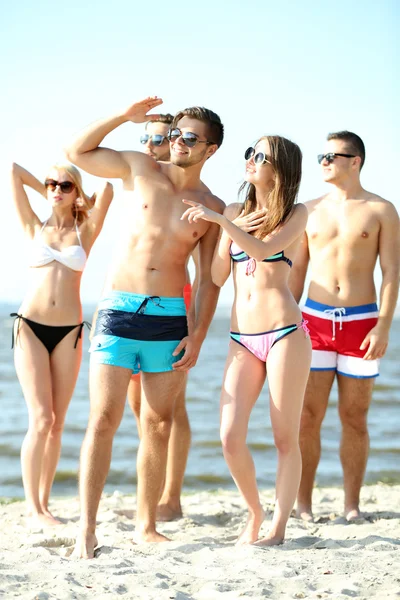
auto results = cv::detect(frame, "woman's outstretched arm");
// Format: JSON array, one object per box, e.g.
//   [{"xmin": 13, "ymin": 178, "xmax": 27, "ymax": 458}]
[{"xmin": 182, "ymin": 200, "xmax": 308, "ymax": 261}]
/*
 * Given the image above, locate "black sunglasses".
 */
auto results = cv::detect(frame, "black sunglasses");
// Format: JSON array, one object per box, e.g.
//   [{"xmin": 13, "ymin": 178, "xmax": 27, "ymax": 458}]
[
  {"xmin": 45, "ymin": 179, "xmax": 76, "ymax": 194},
  {"xmin": 317, "ymin": 152, "xmax": 356, "ymax": 164},
  {"xmin": 140, "ymin": 133, "xmax": 166, "ymax": 147},
  {"xmin": 244, "ymin": 147, "xmax": 272, "ymax": 165},
  {"xmin": 168, "ymin": 128, "xmax": 214, "ymax": 148}
]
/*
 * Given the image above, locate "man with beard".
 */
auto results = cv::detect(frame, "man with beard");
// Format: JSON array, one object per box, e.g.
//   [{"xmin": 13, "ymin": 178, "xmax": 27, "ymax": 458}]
[
  {"xmin": 290, "ymin": 131, "xmax": 400, "ymax": 522},
  {"xmin": 66, "ymin": 97, "xmax": 224, "ymax": 558}
]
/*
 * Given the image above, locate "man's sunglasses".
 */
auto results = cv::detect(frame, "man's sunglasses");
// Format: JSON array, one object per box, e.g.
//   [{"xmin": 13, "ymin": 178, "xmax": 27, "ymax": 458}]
[
  {"xmin": 140, "ymin": 134, "xmax": 166, "ymax": 147},
  {"xmin": 244, "ymin": 147, "xmax": 272, "ymax": 165},
  {"xmin": 45, "ymin": 179, "xmax": 76, "ymax": 194},
  {"xmin": 168, "ymin": 128, "xmax": 214, "ymax": 148},
  {"xmin": 317, "ymin": 152, "xmax": 356, "ymax": 164}
]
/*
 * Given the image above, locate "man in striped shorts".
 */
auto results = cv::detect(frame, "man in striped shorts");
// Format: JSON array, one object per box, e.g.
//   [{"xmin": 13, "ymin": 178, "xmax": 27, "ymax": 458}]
[{"xmin": 290, "ymin": 131, "xmax": 400, "ymax": 521}]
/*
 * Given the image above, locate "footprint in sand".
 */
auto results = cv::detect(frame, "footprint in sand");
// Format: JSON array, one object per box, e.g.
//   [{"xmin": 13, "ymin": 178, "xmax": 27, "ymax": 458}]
[{"xmin": 32, "ymin": 537, "xmax": 76, "ymax": 548}]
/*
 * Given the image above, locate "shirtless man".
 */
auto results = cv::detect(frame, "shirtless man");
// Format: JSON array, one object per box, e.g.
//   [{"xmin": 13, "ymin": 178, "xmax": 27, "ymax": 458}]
[
  {"xmin": 65, "ymin": 97, "xmax": 225, "ymax": 557},
  {"xmin": 290, "ymin": 130, "xmax": 400, "ymax": 521},
  {"xmin": 130, "ymin": 112, "xmax": 199, "ymax": 520}
]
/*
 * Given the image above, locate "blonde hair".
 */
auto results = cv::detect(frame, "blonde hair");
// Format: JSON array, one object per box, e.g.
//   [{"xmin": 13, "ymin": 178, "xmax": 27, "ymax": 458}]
[
  {"xmin": 239, "ymin": 135, "xmax": 302, "ymax": 239},
  {"xmin": 46, "ymin": 163, "xmax": 94, "ymax": 224}
]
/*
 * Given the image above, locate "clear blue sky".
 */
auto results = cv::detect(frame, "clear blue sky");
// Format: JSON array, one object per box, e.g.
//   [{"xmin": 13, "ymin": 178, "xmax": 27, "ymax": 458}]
[{"xmin": 0, "ymin": 0, "xmax": 398, "ymax": 306}]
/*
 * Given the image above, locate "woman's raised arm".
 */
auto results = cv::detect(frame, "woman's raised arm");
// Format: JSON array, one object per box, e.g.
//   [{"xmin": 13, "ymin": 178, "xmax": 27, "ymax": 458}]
[
  {"xmin": 10, "ymin": 163, "xmax": 44, "ymax": 237},
  {"xmin": 83, "ymin": 181, "xmax": 114, "ymax": 243}
]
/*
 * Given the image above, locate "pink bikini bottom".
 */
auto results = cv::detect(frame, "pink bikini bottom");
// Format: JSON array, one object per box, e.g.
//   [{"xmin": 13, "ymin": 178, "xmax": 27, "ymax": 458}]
[{"xmin": 230, "ymin": 320, "xmax": 309, "ymax": 362}]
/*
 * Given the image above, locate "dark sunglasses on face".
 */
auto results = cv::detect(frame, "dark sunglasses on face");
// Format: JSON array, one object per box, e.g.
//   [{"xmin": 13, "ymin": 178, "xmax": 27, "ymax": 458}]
[
  {"xmin": 244, "ymin": 147, "xmax": 272, "ymax": 165},
  {"xmin": 168, "ymin": 128, "xmax": 213, "ymax": 148},
  {"xmin": 140, "ymin": 133, "xmax": 166, "ymax": 147},
  {"xmin": 45, "ymin": 179, "xmax": 76, "ymax": 194},
  {"xmin": 317, "ymin": 152, "xmax": 356, "ymax": 164}
]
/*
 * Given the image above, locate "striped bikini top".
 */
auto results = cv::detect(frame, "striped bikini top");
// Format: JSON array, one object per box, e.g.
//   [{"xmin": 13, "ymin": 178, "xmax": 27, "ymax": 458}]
[
  {"xmin": 30, "ymin": 221, "xmax": 87, "ymax": 272},
  {"xmin": 230, "ymin": 241, "xmax": 292, "ymax": 276}
]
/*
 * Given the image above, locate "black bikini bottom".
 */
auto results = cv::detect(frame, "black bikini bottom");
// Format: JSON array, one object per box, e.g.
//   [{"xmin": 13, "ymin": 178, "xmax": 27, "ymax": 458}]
[{"xmin": 10, "ymin": 313, "xmax": 91, "ymax": 354}]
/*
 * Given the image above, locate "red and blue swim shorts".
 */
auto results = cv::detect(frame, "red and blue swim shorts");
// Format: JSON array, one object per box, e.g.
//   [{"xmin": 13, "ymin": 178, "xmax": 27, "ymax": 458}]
[{"xmin": 302, "ymin": 298, "xmax": 379, "ymax": 378}]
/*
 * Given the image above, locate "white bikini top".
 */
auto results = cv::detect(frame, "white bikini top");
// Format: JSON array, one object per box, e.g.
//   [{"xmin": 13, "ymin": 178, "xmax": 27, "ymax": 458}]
[{"xmin": 30, "ymin": 220, "xmax": 87, "ymax": 272}]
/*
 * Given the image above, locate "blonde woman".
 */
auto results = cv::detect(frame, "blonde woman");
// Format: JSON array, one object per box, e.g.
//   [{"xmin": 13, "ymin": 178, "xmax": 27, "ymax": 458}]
[{"xmin": 10, "ymin": 162, "xmax": 113, "ymax": 526}]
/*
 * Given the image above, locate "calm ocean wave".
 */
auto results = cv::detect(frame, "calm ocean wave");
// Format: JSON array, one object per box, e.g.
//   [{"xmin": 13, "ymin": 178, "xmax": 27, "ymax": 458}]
[{"xmin": 1, "ymin": 303, "xmax": 399, "ymax": 497}]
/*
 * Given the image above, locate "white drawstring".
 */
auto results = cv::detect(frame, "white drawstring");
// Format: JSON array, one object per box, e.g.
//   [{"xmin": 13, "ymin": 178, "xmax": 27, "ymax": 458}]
[{"xmin": 324, "ymin": 307, "xmax": 346, "ymax": 340}]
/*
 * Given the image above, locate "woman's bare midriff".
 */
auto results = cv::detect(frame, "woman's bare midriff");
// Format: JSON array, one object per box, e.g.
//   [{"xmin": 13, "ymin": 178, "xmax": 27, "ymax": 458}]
[
  {"xmin": 232, "ymin": 288, "xmax": 302, "ymax": 333},
  {"xmin": 231, "ymin": 261, "xmax": 302, "ymax": 333},
  {"xmin": 19, "ymin": 264, "xmax": 83, "ymax": 324}
]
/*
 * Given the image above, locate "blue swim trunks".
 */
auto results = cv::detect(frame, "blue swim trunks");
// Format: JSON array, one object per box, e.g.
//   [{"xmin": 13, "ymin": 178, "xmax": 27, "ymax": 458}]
[{"xmin": 89, "ymin": 291, "xmax": 188, "ymax": 373}]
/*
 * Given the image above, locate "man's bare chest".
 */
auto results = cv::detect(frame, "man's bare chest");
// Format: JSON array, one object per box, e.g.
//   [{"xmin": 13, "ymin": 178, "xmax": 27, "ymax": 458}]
[
  {"xmin": 307, "ymin": 205, "xmax": 380, "ymax": 250},
  {"xmin": 124, "ymin": 185, "xmax": 209, "ymax": 241}
]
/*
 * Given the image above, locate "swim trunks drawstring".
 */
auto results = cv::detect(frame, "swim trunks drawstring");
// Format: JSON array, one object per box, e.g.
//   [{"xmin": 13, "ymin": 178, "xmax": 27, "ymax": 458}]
[
  {"xmin": 323, "ymin": 307, "xmax": 346, "ymax": 341},
  {"xmin": 135, "ymin": 296, "xmax": 164, "ymax": 315}
]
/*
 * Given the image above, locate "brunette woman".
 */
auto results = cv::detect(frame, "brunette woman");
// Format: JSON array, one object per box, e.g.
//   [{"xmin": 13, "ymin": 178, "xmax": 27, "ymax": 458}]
[{"xmin": 182, "ymin": 136, "xmax": 311, "ymax": 545}]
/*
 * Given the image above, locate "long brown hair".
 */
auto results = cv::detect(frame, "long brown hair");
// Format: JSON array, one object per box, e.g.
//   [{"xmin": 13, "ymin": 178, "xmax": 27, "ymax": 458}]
[
  {"xmin": 239, "ymin": 136, "xmax": 302, "ymax": 239},
  {"xmin": 47, "ymin": 163, "xmax": 93, "ymax": 224}
]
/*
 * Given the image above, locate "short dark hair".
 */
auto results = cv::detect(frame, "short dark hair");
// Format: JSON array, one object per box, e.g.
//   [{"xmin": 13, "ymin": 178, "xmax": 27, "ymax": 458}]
[
  {"xmin": 172, "ymin": 107, "xmax": 224, "ymax": 148},
  {"xmin": 145, "ymin": 113, "xmax": 174, "ymax": 129},
  {"xmin": 327, "ymin": 130, "xmax": 365, "ymax": 170}
]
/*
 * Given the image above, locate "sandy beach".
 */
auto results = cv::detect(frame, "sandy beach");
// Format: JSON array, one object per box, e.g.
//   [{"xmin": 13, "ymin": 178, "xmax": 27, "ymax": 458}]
[{"xmin": 0, "ymin": 484, "xmax": 399, "ymax": 599}]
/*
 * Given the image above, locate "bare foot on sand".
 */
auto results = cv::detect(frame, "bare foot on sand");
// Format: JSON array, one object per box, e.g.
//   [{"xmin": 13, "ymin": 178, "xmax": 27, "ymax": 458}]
[
  {"xmin": 27, "ymin": 512, "xmax": 63, "ymax": 528},
  {"xmin": 156, "ymin": 503, "xmax": 183, "ymax": 522},
  {"xmin": 345, "ymin": 507, "xmax": 362, "ymax": 522},
  {"xmin": 253, "ymin": 531, "xmax": 284, "ymax": 547},
  {"xmin": 295, "ymin": 505, "xmax": 314, "ymax": 522},
  {"xmin": 42, "ymin": 507, "xmax": 63, "ymax": 524},
  {"xmin": 133, "ymin": 528, "xmax": 171, "ymax": 543},
  {"xmin": 72, "ymin": 532, "xmax": 98, "ymax": 559},
  {"xmin": 236, "ymin": 506, "xmax": 265, "ymax": 545}
]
